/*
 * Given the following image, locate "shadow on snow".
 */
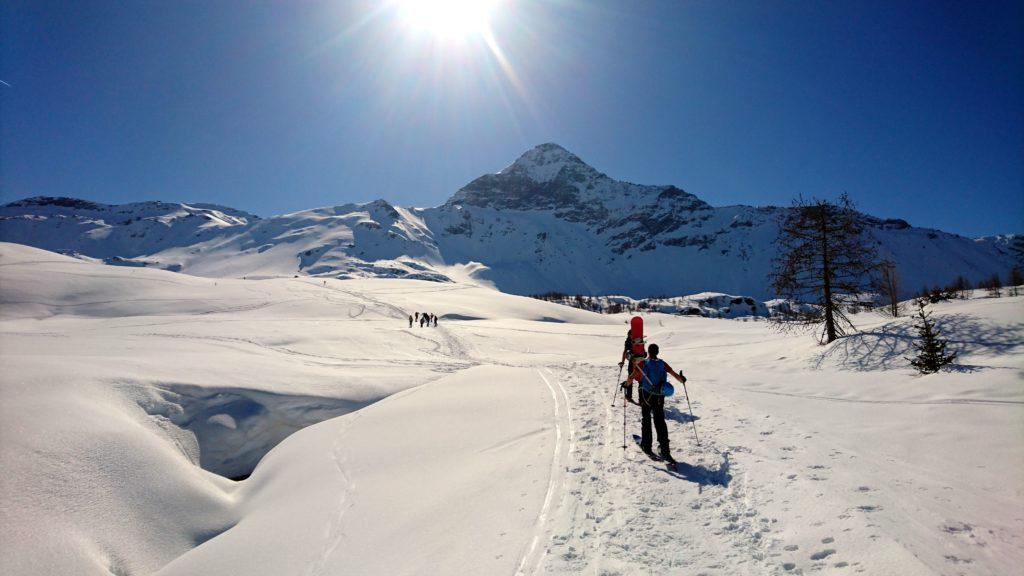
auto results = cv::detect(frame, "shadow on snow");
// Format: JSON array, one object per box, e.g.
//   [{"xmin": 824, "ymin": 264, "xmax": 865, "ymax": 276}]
[
  {"xmin": 664, "ymin": 405, "xmax": 700, "ymax": 424},
  {"xmin": 809, "ymin": 313, "xmax": 1023, "ymax": 372},
  {"xmin": 660, "ymin": 450, "xmax": 732, "ymax": 491}
]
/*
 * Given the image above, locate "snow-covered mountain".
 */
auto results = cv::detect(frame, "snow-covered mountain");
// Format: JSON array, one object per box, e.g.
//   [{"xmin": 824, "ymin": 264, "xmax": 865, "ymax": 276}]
[{"xmin": 2, "ymin": 143, "xmax": 1019, "ymax": 298}]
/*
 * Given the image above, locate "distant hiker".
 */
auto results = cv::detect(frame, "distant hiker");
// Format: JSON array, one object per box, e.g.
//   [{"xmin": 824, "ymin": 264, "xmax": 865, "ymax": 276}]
[
  {"xmin": 617, "ymin": 329, "xmax": 639, "ymax": 403},
  {"xmin": 419, "ymin": 315, "xmax": 426, "ymax": 328},
  {"xmin": 323, "ymin": 280, "xmax": 326, "ymax": 287},
  {"xmin": 433, "ymin": 314, "xmax": 438, "ymax": 327},
  {"xmin": 408, "ymin": 314, "xmax": 414, "ymax": 328},
  {"xmin": 628, "ymin": 344, "xmax": 687, "ymax": 463},
  {"xmin": 415, "ymin": 312, "xmax": 420, "ymax": 323}
]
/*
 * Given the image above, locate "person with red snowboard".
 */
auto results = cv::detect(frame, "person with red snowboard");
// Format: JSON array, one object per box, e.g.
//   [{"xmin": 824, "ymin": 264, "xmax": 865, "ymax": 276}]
[{"xmin": 618, "ymin": 329, "xmax": 641, "ymax": 403}]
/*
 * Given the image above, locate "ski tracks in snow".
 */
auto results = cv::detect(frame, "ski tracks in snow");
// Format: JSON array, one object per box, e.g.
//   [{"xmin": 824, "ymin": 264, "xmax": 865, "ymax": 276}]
[
  {"xmin": 523, "ymin": 363, "xmax": 997, "ymax": 575},
  {"xmin": 304, "ymin": 415, "xmax": 358, "ymax": 576},
  {"xmin": 517, "ymin": 369, "xmax": 573, "ymax": 576},
  {"xmin": 533, "ymin": 363, "xmax": 772, "ymax": 576}
]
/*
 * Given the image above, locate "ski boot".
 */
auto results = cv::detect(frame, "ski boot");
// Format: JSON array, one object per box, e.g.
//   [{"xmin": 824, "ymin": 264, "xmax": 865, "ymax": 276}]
[{"xmin": 619, "ymin": 382, "xmax": 634, "ymax": 403}]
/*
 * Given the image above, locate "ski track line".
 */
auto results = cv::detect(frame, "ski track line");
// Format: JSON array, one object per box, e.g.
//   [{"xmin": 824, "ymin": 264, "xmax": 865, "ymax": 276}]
[
  {"xmin": 0, "ymin": 266, "xmax": 205, "ymax": 286},
  {"xmin": 470, "ymin": 325, "xmax": 616, "ymax": 338},
  {"xmin": 734, "ymin": 387, "xmax": 1024, "ymax": 406},
  {"xmin": 536, "ymin": 362, "xmax": 781, "ymax": 575},
  {"xmin": 516, "ymin": 369, "xmax": 570, "ymax": 576},
  {"xmin": 315, "ymin": 282, "xmax": 409, "ymax": 320},
  {"xmin": 545, "ymin": 368, "xmax": 575, "ymax": 455},
  {"xmin": 536, "ymin": 368, "xmax": 577, "ymax": 575},
  {"xmin": 304, "ymin": 415, "xmax": 357, "ymax": 576},
  {"xmin": 357, "ymin": 285, "xmax": 477, "ymax": 296},
  {"xmin": 131, "ymin": 331, "xmax": 473, "ymax": 373}
]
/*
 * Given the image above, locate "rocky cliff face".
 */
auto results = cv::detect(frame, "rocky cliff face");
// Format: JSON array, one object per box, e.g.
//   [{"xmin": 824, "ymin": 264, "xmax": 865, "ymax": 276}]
[
  {"xmin": 2, "ymin": 145, "xmax": 1019, "ymax": 299},
  {"xmin": 447, "ymin": 143, "xmax": 712, "ymax": 254}
]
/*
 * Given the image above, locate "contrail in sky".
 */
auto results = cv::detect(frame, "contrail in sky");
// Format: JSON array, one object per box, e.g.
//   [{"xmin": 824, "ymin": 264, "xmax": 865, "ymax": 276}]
[{"xmin": 0, "ymin": 80, "xmax": 11, "ymax": 87}]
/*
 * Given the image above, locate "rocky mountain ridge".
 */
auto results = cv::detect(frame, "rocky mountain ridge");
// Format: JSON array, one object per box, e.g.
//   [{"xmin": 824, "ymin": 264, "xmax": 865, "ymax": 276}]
[{"xmin": 2, "ymin": 144, "xmax": 1019, "ymax": 298}]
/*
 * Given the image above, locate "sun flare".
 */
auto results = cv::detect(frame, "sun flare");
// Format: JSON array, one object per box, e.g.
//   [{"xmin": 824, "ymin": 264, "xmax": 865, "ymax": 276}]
[{"xmin": 393, "ymin": 0, "xmax": 501, "ymax": 39}]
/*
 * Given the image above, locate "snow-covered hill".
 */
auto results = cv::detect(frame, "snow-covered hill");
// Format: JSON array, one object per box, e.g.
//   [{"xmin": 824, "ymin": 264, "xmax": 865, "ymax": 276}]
[
  {"xmin": 2, "ymin": 144, "xmax": 1019, "ymax": 298},
  {"xmin": 2, "ymin": 242, "xmax": 1022, "ymax": 575}
]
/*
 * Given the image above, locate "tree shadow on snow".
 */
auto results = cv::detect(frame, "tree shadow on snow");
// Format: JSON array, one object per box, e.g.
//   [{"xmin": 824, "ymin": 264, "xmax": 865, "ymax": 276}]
[{"xmin": 809, "ymin": 314, "xmax": 1023, "ymax": 372}]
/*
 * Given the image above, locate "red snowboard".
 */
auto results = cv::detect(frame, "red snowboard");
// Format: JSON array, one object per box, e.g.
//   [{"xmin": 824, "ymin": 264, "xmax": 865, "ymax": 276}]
[{"xmin": 630, "ymin": 316, "xmax": 646, "ymax": 359}]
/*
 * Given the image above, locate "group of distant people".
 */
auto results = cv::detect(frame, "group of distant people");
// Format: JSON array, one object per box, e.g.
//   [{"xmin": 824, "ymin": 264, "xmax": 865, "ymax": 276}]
[{"xmin": 410, "ymin": 311, "xmax": 438, "ymax": 328}]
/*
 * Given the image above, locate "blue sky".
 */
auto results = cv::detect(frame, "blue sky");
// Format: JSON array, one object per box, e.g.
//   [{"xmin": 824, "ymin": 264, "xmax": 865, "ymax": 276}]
[{"xmin": 2, "ymin": 1, "xmax": 1021, "ymax": 237}]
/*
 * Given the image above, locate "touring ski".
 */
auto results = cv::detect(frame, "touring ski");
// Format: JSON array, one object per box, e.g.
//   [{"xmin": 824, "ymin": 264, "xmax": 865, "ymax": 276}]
[{"xmin": 633, "ymin": 434, "xmax": 677, "ymax": 469}]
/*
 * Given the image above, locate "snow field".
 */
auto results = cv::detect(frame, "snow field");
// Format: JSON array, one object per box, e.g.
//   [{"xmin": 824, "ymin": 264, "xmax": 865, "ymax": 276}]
[
  {"xmin": 157, "ymin": 366, "xmax": 559, "ymax": 576},
  {"xmin": 1, "ymin": 242, "xmax": 1022, "ymax": 575},
  {"xmin": 0, "ymin": 243, "xmax": 616, "ymax": 575}
]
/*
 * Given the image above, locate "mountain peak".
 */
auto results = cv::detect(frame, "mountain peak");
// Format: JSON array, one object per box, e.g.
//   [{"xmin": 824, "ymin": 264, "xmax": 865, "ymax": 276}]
[{"xmin": 499, "ymin": 143, "xmax": 600, "ymax": 183}]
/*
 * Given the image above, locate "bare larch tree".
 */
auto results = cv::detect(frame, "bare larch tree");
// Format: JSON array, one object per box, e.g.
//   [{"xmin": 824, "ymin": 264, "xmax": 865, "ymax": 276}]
[
  {"xmin": 769, "ymin": 193, "xmax": 879, "ymax": 344},
  {"xmin": 1009, "ymin": 266, "xmax": 1023, "ymax": 297},
  {"xmin": 874, "ymin": 259, "xmax": 902, "ymax": 317}
]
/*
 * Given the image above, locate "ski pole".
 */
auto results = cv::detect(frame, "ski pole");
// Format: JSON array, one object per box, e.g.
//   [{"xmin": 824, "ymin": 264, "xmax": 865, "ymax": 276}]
[
  {"xmin": 622, "ymin": 382, "xmax": 627, "ymax": 451},
  {"xmin": 609, "ymin": 363, "xmax": 624, "ymax": 407},
  {"xmin": 637, "ymin": 367, "xmax": 700, "ymax": 446},
  {"xmin": 680, "ymin": 379, "xmax": 700, "ymax": 446}
]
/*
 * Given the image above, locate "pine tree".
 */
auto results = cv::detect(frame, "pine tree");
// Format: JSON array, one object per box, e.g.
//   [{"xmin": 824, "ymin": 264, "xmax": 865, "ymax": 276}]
[
  {"xmin": 769, "ymin": 193, "xmax": 879, "ymax": 343},
  {"xmin": 907, "ymin": 299, "xmax": 957, "ymax": 374}
]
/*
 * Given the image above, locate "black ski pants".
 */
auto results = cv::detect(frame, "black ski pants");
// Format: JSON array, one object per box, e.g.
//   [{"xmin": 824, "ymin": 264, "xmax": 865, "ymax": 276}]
[
  {"xmin": 639, "ymin": 389, "xmax": 669, "ymax": 452},
  {"xmin": 620, "ymin": 360, "xmax": 635, "ymax": 399}
]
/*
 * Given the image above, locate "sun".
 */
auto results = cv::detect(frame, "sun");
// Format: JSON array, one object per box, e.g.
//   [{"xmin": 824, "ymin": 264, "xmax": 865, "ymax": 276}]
[{"xmin": 393, "ymin": 0, "xmax": 501, "ymax": 39}]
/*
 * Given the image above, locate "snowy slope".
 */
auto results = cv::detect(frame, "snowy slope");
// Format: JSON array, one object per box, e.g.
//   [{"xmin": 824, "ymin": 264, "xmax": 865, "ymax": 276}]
[
  {"xmin": 0, "ymin": 197, "xmax": 255, "ymax": 268},
  {"xmin": 154, "ymin": 365, "xmax": 559, "ymax": 576},
  {"xmin": 2, "ymin": 242, "xmax": 1022, "ymax": 575},
  {"xmin": 0, "ymin": 243, "xmax": 607, "ymax": 575},
  {"xmin": 1, "ymin": 145, "xmax": 1018, "ymax": 299}
]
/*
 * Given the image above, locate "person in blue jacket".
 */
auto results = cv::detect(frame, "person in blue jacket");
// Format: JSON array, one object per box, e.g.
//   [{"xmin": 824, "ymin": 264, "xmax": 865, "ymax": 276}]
[{"xmin": 628, "ymin": 343, "xmax": 686, "ymax": 463}]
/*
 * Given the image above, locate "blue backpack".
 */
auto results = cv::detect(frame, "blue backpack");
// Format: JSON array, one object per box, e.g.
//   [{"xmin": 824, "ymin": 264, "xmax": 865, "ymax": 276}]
[{"xmin": 641, "ymin": 359, "xmax": 671, "ymax": 395}]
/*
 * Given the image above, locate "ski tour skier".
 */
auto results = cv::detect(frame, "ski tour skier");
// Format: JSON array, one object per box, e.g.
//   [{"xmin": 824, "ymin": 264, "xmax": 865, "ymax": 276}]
[
  {"xmin": 618, "ymin": 328, "xmax": 640, "ymax": 403},
  {"xmin": 628, "ymin": 343, "xmax": 686, "ymax": 463},
  {"xmin": 408, "ymin": 314, "xmax": 413, "ymax": 328}
]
